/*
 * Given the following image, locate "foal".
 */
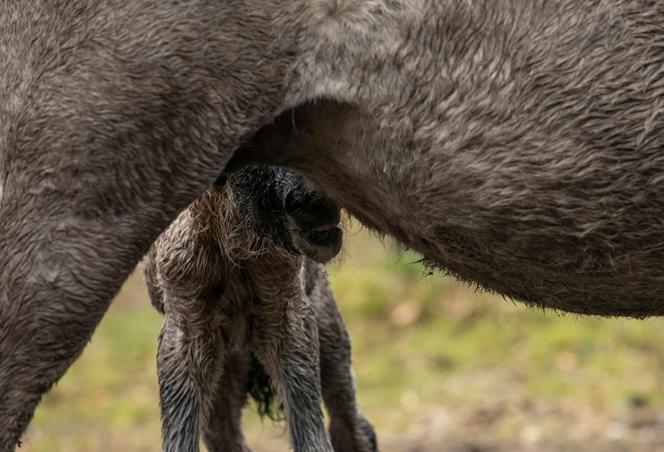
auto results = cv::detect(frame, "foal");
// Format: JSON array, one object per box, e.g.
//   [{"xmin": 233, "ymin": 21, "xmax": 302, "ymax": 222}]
[{"xmin": 143, "ymin": 166, "xmax": 376, "ymax": 452}]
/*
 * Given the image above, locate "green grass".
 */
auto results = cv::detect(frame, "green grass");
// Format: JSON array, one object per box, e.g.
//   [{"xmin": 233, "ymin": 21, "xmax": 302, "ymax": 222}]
[{"xmin": 21, "ymin": 229, "xmax": 664, "ymax": 451}]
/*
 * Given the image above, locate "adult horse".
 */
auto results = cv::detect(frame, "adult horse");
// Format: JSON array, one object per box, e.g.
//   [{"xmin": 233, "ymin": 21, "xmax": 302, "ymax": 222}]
[{"xmin": 1, "ymin": 0, "xmax": 663, "ymax": 448}]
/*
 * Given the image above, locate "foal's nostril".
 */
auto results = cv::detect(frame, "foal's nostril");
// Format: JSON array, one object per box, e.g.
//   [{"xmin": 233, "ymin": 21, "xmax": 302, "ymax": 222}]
[
  {"xmin": 312, "ymin": 197, "xmax": 341, "ymax": 226},
  {"xmin": 284, "ymin": 185, "xmax": 341, "ymax": 233}
]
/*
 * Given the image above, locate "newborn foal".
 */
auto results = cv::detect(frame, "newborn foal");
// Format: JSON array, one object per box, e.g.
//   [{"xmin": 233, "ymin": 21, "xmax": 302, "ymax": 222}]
[{"xmin": 143, "ymin": 167, "xmax": 375, "ymax": 452}]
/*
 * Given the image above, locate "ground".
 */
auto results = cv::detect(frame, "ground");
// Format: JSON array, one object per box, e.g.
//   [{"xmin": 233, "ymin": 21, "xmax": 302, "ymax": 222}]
[{"xmin": 20, "ymin": 225, "xmax": 664, "ymax": 451}]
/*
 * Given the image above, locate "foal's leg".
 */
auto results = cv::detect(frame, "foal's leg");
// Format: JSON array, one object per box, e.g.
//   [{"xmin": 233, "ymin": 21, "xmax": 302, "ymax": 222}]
[
  {"xmin": 202, "ymin": 351, "xmax": 253, "ymax": 452},
  {"xmin": 249, "ymin": 262, "xmax": 333, "ymax": 452},
  {"xmin": 157, "ymin": 303, "xmax": 226, "ymax": 452},
  {"xmin": 308, "ymin": 263, "xmax": 378, "ymax": 452}
]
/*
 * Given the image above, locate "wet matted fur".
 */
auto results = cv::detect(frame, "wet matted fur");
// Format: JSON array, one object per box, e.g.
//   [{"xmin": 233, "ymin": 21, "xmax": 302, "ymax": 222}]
[{"xmin": 144, "ymin": 169, "xmax": 375, "ymax": 452}]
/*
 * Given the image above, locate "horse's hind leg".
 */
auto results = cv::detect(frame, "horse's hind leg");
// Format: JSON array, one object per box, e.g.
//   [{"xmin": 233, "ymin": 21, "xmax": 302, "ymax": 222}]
[{"xmin": 0, "ymin": 196, "xmax": 175, "ymax": 450}]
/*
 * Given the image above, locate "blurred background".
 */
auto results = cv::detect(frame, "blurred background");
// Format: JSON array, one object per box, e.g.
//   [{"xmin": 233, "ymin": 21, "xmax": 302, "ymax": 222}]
[{"xmin": 21, "ymin": 225, "xmax": 664, "ymax": 451}]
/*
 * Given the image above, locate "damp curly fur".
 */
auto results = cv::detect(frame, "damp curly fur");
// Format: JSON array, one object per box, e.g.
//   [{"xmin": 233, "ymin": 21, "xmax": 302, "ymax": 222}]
[{"xmin": 145, "ymin": 169, "xmax": 376, "ymax": 452}]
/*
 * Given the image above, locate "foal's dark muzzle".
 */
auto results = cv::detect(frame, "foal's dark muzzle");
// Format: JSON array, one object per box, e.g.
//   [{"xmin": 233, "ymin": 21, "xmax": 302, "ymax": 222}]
[{"xmin": 284, "ymin": 189, "xmax": 342, "ymax": 263}]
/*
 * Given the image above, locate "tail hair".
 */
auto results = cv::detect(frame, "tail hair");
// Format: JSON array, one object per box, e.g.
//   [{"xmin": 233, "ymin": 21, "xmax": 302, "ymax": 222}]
[{"xmin": 246, "ymin": 354, "xmax": 285, "ymax": 421}]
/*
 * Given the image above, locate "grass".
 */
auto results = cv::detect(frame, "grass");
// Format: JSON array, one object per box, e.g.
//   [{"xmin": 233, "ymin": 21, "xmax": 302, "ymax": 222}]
[{"xmin": 21, "ymin": 228, "xmax": 664, "ymax": 451}]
